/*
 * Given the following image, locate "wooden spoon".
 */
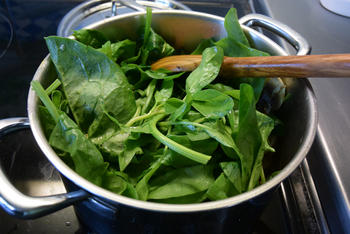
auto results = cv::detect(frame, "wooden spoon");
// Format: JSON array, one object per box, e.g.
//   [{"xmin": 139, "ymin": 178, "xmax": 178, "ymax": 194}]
[{"xmin": 151, "ymin": 54, "xmax": 350, "ymax": 78}]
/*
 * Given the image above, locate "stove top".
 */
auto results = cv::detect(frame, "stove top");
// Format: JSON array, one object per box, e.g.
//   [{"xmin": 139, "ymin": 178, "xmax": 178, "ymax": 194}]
[{"xmin": 0, "ymin": 1, "xmax": 329, "ymax": 233}]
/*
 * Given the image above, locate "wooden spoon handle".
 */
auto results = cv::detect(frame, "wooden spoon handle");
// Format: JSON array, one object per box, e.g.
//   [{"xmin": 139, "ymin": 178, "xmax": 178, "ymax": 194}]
[{"xmin": 151, "ymin": 54, "xmax": 350, "ymax": 78}]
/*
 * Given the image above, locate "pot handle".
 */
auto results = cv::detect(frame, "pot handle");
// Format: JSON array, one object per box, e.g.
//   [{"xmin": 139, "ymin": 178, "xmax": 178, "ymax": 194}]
[
  {"xmin": 0, "ymin": 117, "xmax": 89, "ymax": 219},
  {"xmin": 117, "ymin": 0, "xmax": 191, "ymax": 13},
  {"xmin": 239, "ymin": 14, "xmax": 311, "ymax": 56},
  {"xmin": 118, "ymin": 0, "xmax": 146, "ymax": 12}
]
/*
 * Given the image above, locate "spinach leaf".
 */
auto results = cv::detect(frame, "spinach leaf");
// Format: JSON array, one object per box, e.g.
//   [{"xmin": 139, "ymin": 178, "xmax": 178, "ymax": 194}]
[
  {"xmin": 164, "ymin": 96, "xmax": 192, "ymax": 121},
  {"xmin": 216, "ymin": 38, "xmax": 268, "ymax": 58},
  {"xmin": 119, "ymin": 138, "xmax": 143, "ymax": 172},
  {"xmin": 235, "ymin": 83, "xmax": 262, "ymax": 188},
  {"xmin": 207, "ymin": 173, "xmax": 238, "ymax": 200},
  {"xmin": 73, "ymin": 29, "xmax": 107, "ymax": 48},
  {"xmin": 214, "ymin": 8, "xmax": 268, "ymax": 100},
  {"xmin": 141, "ymin": 79, "xmax": 157, "ymax": 115},
  {"xmin": 185, "ymin": 46, "xmax": 224, "ymax": 95},
  {"xmin": 224, "ymin": 8, "xmax": 250, "ymax": 46},
  {"xmin": 191, "ymin": 89, "xmax": 234, "ymax": 119},
  {"xmin": 38, "ymin": 106, "xmax": 56, "ymax": 138},
  {"xmin": 37, "ymin": 8, "xmax": 281, "ymax": 204},
  {"xmin": 148, "ymin": 165, "xmax": 214, "ymax": 199},
  {"xmin": 177, "ymin": 120, "xmax": 236, "ymax": 150},
  {"xmin": 247, "ymin": 112, "xmax": 275, "ymax": 190},
  {"xmin": 145, "ymin": 69, "xmax": 184, "ymax": 80},
  {"xmin": 98, "ymin": 39, "xmax": 136, "ymax": 62},
  {"xmin": 149, "ymin": 114, "xmax": 212, "ymax": 164},
  {"xmin": 33, "ymin": 80, "xmax": 107, "ymax": 186},
  {"xmin": 164, "ymin": 98, "xmax": 184, "ymax": 114},
  {"xmin": 49, "ymin": 112, "xmax": 108, "ymax": 186},
  {"xmin": 102, "ymin": 169, "xmax": 128, "ymax": 194},
  {"xmin": 162, "ymin": 134, "xmax": 218, "ymax": 168},
  {"xmin": 45, "ymin": 36, "xmax": 136, "ymax": 133},
  {"xmin": 214, "ymin": 9, "xmax": 268, "ymax": 58},
  {"xmin": 207, "ymin": 83, "xmax": 240, "ymax": 100},
  {"xmin": 220, "ymin": 161, "xmax": 242, "ymax": 193},
  {"xmin": 135, "ymin": 157, "xmax": 163, "ymax": 200},
  {"xmin": 154, "ymin": 79, "xmax": 174, "ymax": 103},
  {"xmin": 191, "ymin": 38, "xmax": 216, "ymax": 55},
  {"xmin": 140, "ymin": 8, "xmax": 175, "ymax": 65}
]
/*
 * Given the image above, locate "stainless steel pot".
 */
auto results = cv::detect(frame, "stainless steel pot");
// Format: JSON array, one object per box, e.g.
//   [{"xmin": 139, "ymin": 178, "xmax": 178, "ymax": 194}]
[{"xmin": 0, "ymin": 10, "xmax": 317, "ymax": 234}]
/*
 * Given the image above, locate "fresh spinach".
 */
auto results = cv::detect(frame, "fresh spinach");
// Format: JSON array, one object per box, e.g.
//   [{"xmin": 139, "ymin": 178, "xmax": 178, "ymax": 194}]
[
  {"xmin": 191, "ymin": 89, "xmax": 234, "ymax": 119},
  {"xmin": 185, "ymin": 46, "xmax": 224, "ymax": 95},
  {"xmin": 45, "ymin": 36, "xmax": 136, "ymax": 133},
  {"xmin": 73, "ymin": 29, "xmax": 107, "ymax": 48},
  {"xmin": 33, "ymin": 8, "xmax": 281, "ymax": 204}
]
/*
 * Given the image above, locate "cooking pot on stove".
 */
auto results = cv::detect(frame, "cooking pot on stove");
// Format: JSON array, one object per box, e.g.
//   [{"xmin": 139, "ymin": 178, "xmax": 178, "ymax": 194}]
[{"xmin": 0, "ymin": 10, "xmax": 317, "ymax": 234}]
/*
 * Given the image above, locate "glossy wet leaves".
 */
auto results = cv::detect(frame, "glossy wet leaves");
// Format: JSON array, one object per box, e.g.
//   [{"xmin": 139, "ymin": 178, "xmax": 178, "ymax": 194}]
[{"xmin": 33, "ymin": 8, "xmax": 278, "ymax": 203}]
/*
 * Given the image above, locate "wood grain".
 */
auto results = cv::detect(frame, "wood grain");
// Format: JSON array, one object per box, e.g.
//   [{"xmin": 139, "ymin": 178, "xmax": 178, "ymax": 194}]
[{"xmin": 151, "ymin": 54, "xmax": 350, "ymax": 78}]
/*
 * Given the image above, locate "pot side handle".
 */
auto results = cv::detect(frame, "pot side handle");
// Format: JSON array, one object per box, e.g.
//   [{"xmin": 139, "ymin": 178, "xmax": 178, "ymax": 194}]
[
  {"xmin": 239, "ymin": 13, "xmax": 311, "ymax": 56},
  {"xmin": 0, "ymin": 117, "xmax": 89, "ymax": 219}
]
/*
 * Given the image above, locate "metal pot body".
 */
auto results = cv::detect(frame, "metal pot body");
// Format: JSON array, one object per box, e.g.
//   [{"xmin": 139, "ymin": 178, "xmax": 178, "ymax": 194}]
[
  {"xmin": 0, "ymin": 10, "xmax": 317, "ymax": 234},
  {"xmin": 64, "ymin": 177, "xmax": 275, "ymax": 234}
]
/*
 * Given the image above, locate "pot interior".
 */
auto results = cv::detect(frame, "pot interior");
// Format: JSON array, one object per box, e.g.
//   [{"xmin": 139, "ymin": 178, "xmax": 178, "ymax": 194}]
[{"xmin": 28, "ymin": 10, "xmax": 317, "ymax": 212}]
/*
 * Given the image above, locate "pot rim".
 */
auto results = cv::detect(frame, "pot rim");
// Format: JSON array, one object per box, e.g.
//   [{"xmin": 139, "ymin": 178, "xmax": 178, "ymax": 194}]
[{"xmin": 27, "ymin": 10, "xmax": 318, "ymax": 213}]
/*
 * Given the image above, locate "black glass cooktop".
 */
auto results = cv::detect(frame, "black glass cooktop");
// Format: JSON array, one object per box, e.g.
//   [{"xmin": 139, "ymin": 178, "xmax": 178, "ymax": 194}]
[{"xmin": 0, "ymin": 1, "xmax": 326, "ymax": 233}]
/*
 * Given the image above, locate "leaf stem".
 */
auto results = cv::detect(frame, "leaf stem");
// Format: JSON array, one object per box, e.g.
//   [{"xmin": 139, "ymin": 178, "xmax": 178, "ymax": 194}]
[
  {"xmin": 141, "ymin": 79, "xmax": 157, "ymax": 115},
  {"xmin": 149, "ymin": 114, "xmax": 211, "ymax": 164},
  {"xmin": 31, "ymin": 80, "xmax": 60, "ymax": 123},
  {"xmin": 125, "ymin": 108, "xmax": 165, "ymax": 127},
  {"xmin": 45, "ymin": 79, "xmax": 61, "ymax": 95}
]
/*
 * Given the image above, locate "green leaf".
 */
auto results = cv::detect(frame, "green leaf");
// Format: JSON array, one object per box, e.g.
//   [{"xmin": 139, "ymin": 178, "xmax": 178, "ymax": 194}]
[
  {"xmin": 216, "ymin": 38, "xmax": 268, "ymax": 57},
  {"xmin": 220, "ymin": 161, "xmax": 242, "ymax": 193},
  {"xmin": 164, "ymin": 98, "xmax": 184, "ymax": 114},
  {"xmin": 122, "ymin": 183, "xmax": 139, "ymax": 199},
  {"xmin": 49, "ymin": 112, "xmax": 107, "ymax": 186},
  {"xmin": 197, "ymin": 120, "xmax": 236, "ymax": 149},
  {"xmin": 99, "ymin": 130, "xmax": 144, "ymax": 172},
  {"xmin": 186, "ymin": 46, "xmax": 224, "ymax": 95},
  {"xmin": 38, "ymin": 105, "xmax": 56, "ymax": 138},
  {"xmin": 141, "ymin": 79, "xmax": 157, "ymax": 115},
  {"xmin": 119, "ymin": 139, "xmax": 143, "ymax": 172},
  {"xmin": 162, "ymin": 134, "xmax": 218, "ymax": 168},
  {"xmin": 165, "ymin": 96, "xmax": 192, "ymax": 121},
  {"xmin": 236, "ymin": 83, "xmax": 262, "ymax": 188},
  {"xmin": 36, "ymin": 8, "xmax": 280, "ymax": 204},
  {"xmin": 135, "ymin": 157, "xmax": 163, "ymax": 200},
  {"xmin": 155, "ymin": 79, "xmax": 174, "ymax": 103},
  {"xmin": 257, "ymin": 111, "xmax": 275, "ymax": 152},
  {"xmin": 73, "ymin": 29, "xmax": 107, "ymax": 48},
  {"xmin": 191, "ymin": 38, "xmax": 216, "ymax": 55},
  {"xmin": 207, "ymin": 173, "xmax": 238, "ymax": 200},
  {"xmin": 102, "ymin": 169, "xmax": 128, "ymax": 194},
  {"xmin": 45, "ymin": 36, "xmax": 136, "ymax": 134},
  {"xmin": 149, "ymin": 115, "xmax": 212, "ymax": 164},
  {"xmin": 145, "ymin": 69, "xmax": 184, "ymax": 80},
  {"xmin": 98, "ymin": 39, "xmax": 136, "ymax": 62},
  {"xmin": 148, "ymin": 165, "xmax": 214, "ymax": 199},
  {"xmin": 192, "ymin": 89, "xmax": 234, "ymax": 119},
  {"xmin": 140, "ymin": 8, "xmax": 175, "ymax": 65},
  {"xmin": 207, "ymin": 83, "xmax": 240, "ymax": 100},
  {"xmin": 223, "ymin": 8, "xmax": 250, "ymax": 46},
  {"xmin": 247, "ymin": 112, "xmax": 275, "ymax": 190},
  {"xmin": 214, "ymin": 8, "xmax": 268, "ymax": 100}
]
